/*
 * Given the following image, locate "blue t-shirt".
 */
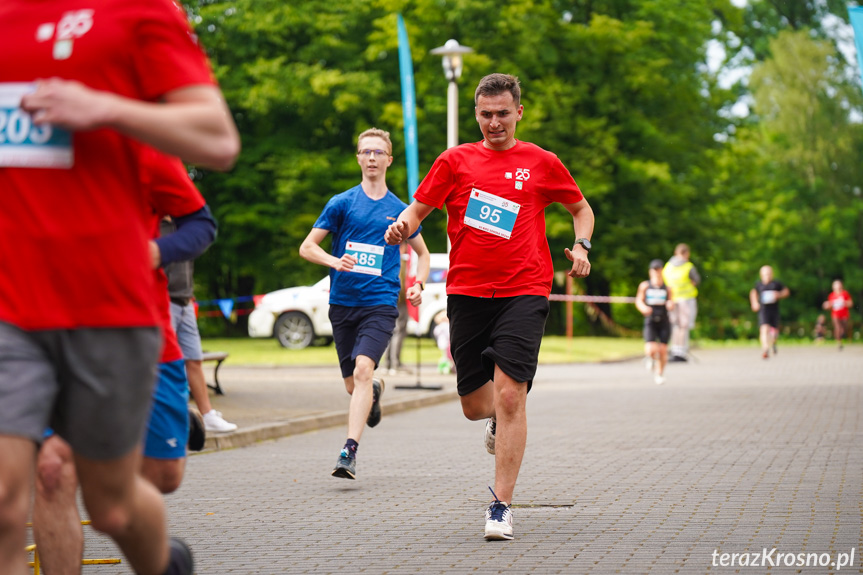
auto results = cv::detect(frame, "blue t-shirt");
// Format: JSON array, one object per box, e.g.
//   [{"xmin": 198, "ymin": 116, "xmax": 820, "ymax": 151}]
[{"xmin": 313, "ymin": 184, "xmax": 420, "ymax": 307}]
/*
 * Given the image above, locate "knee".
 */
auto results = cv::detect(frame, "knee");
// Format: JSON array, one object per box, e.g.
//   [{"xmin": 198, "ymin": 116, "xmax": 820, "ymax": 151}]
[
  {"xmin": 89, "ymin": 505, "xmax": 134, "ymax": 537},
  {"xmin": 353, "ymin": 362, "xmax": 374, "ymax": 384},
  {"xmin": 142, "ymin": 459, "xmax": 184, "ymax": 495},
  {"xmin": 461, "ymin": 401, "xmax": 487, "ymax": 421},
  {"xmin": 495, "ymin": 384, "xmax": 525, "ymax": 416},
  {"xmin": 0, "ymin": 473, "xmax": 30, "ymax": 528}
]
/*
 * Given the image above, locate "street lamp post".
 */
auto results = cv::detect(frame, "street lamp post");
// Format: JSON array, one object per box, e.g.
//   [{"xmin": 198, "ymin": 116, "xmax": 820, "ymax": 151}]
[{"xmin": 430, "ymin": 39, "xmax": 474, "ymax": 150}]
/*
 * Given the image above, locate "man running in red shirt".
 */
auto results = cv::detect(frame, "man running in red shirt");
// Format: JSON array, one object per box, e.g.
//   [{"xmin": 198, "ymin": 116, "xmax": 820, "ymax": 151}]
[
  {"xmin": 823, "ymin": 279, "xmax": 854, "ymax": 350},
  {"xmin": 385, "ymin": 73, "xmax": 594, "ymax": 541},
  {"xmin": 0, "ymin": 2, "xmax": 239, "ymax": 573}
]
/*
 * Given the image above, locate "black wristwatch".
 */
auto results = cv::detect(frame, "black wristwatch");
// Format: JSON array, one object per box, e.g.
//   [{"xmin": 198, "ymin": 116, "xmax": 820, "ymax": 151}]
[
  {"xmin": 575, "ymin": 238, "xmax": 592, "ymax": 253},
  {"xmin": 415, "ymin": 282, "xmax": 425, "ymax": 291}
]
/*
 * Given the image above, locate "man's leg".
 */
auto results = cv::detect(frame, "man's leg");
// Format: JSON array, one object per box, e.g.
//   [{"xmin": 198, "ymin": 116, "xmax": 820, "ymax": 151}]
[
  {"xmin": 75, "ymin": 449, "xmax": 171, "ymax": 575},
  {"xmin": 457, "ymin": 366, "xmax": 527, "ymax": 505},
  {"xmin": 657, "ymin": 343, "xmax": 669, "ymax": 376},
  {"xmin": 759, "ymin": 324, "xmax": 771, "ymax": 357},
  {"xmin": 186, "ymin": 359, "xmax": 213, "ymax": 416},
  {"xmin": 140, "ymin": 458, "xmax": 186, "ymax": 495},
  {"xmin": 345, "ymin": 355, "xmax": 376, "ymax": 442},
  {"xmin": 33, "ymin": 435, "xmax": 83, "ymax": 575},
  {"xmin": 490, "ymin": 365, "xmax": 528, "ymax": 505},
  {"xmin": 0, "ymin": 436, "xmax": 36, "ymax": 575},
  {"xmin": 172, "ymin": 303, "xmax": 236, "ymax": 433},
  {"xmin": 668, "ymin": 307, "xmax": 684, "ymax": 359}
]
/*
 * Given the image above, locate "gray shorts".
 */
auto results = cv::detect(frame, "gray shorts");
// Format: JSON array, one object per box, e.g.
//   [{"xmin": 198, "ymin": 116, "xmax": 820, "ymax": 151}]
[
  {"xmin": 0, "ymin": 322, "xmax": 160, "ymax": 460},
  {"xmin": 170, "ymin": 302, "xmax": 203, "ymax": 361}
]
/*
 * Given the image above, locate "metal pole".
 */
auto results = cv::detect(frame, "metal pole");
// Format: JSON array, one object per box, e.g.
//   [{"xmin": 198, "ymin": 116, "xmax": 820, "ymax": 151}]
[{"xmin": 447, "ymin": 80, "xmax": 459, "ymax": 150}]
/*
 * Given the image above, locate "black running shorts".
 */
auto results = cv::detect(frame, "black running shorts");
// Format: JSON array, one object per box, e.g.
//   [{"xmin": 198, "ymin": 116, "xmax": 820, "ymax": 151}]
[{"xmin": 447, "ymin": 294, "xmax": 550, "ymax": 397}]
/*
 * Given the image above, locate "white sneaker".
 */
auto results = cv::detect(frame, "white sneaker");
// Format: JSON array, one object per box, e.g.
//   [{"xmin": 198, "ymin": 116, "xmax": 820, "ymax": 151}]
[
  {"xmin": 484, "ymin": 417, "xmax": 496, "ymax": 455},
  {"xmin": 484, "ymin": 499, "xmax": 513, "ymax": 540},
  {"xmin": 202, "ymin": 410, "xmax": 237, "ymax": 433},
  {"xmin": 654, "ymin": 374, "xmax": 665, "ymax": 385}
]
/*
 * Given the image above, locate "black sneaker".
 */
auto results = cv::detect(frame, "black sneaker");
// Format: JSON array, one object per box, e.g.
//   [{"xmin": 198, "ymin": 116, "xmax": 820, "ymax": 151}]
[
  {"xmin": 187, "ymin": 409, "xmax": 206, "ymax": 452},
  {"xmin": 331, "ymin": 449, "xmax": 356, "ymax": 480},
  {"xmin": 366, "ymin": 377, "xmax": 385, "ymax": 428},
  {"xmin": 162, "ymin": 537, "xmax": 194, "ymax": 575}
]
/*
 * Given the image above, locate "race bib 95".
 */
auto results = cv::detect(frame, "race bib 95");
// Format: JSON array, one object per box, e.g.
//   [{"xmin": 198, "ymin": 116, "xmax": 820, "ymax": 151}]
[{"xmin": 464, "ymin": 188, "xmax": 520, "ymax": 240}]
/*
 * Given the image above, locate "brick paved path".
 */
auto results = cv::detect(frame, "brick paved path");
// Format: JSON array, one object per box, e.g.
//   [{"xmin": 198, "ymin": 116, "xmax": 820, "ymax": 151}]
[{"xmin": 71, "ymin": 346, "xmax": 862, "ymax": 573}]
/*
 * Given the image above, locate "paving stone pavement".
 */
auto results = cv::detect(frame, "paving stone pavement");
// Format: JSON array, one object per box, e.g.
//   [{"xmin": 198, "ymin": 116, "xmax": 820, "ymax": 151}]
[{"xmin": 58, "ymin": 346, "xmax": 863, "ymax": 573}]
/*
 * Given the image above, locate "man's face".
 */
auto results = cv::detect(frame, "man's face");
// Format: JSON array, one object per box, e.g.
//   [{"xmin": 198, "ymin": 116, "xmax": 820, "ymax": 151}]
[
  {"xmin": 475, "ymin": 92, "xmax": 523, "ymax": 151},
  {"xmin": 760, "ymin": 266, "xmax": 773, "ymax": 284},
  {"xmin": 356, "ymin": 136, "xmax": 392, "ymax": 180}
]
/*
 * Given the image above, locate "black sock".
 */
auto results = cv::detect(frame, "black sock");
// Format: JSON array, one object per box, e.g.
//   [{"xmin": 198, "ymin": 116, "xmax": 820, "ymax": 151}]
[{"xmin": 344, "ymin": 439, "xmax": 358, "ymax": 458}]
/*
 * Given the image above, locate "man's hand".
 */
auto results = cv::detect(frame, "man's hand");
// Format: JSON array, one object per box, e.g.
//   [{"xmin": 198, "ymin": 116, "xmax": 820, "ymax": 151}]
[
  {"xmin": 332, "ymin": 253, "xmax": 357, "ymax": 272},
  {"xmin": 21, "ymin": 78, "xmax": 112, "ymax": 130},
  {"xmin": 406, "ymin": 284, "xmax": 423, "ymax": 307},
  {"xmin": 564, "ymin": 245, "xmax": 591, "ymax": 278},
  {"xmin": 385, "ymin": 221, "xmax": 411, "ymax": 246},
  {"xmin": 149, "ymin": 241, "xmax": 161, "ymax": 270}
]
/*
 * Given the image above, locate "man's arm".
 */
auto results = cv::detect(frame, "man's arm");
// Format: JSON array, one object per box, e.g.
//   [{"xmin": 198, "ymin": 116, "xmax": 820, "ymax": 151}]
[
  {"xmin": 299, "ymin": 228, "xmax": 357, "ymax": 272},
  {"xmin": 385, "ymin": 201, "xmax": 436, "ymax": 245},
  {"xmin": 750, "ymin": 289, "xmax": 760, "ymax": 312},
  {"xmin": 21, "ymin": 82, "xmax": 240, "ymax": 171},
  {"xmin": 151, "ymin": 206, "xmax": 217, "ymax": 268},
  {"xmin": 634, "ymin": 281, "xmax": 651, "ymax": 316},
  {"xmin": 778, "ymin": 286, "xmax": 791, "ymax": 300},
  {"xmin": 561, "ymin": 199, "xmax": 594, "ymax": 278},
  {"xmin": 404, "ymin": 234, "xmax": 431, "ymax": 306}
]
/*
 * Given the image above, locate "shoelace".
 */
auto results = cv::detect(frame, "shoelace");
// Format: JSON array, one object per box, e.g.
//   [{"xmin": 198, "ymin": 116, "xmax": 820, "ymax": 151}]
[{"xmin": 487, "ymin": 486, "xmax": 509, "ymax": 521}]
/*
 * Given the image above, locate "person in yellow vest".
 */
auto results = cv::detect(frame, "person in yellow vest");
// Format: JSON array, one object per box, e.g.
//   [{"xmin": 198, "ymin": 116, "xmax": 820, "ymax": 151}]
[{"xmin": 662, "ymin": 244, "xmax": 700, "ymax": 361}]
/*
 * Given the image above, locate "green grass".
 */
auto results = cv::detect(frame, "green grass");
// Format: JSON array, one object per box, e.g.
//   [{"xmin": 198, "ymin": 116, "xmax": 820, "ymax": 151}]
[{"xmin": 202, "ymin": 336, "xmax": 646, "ymax": 366}]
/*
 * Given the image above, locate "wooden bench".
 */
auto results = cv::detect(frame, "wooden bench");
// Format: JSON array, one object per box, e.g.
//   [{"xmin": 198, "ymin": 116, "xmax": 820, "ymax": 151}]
[{"xmin": 201, "ymin": 351, "xmax": 229, "ymax": 395}]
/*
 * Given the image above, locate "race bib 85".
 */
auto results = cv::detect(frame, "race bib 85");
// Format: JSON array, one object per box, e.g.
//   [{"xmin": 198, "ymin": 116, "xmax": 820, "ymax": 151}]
[{"xmin": 345, "ymin": 241, "xmax": 384, "ymax": 276}]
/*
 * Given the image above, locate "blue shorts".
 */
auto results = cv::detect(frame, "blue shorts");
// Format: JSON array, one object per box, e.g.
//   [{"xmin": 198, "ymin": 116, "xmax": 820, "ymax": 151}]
[
  {"xmin": 143, "ymin": 359, "xmax": 189, "ymax": 460},
  {"xmin": 329, "ymin": 305, "xmax": 398, "ymax": 378},
  {"xmin": 169, "ymin": 302, "xmax": 203, "ymax": 361}
]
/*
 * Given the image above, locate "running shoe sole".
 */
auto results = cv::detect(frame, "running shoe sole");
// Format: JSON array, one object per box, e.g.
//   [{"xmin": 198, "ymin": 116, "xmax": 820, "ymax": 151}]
[{"xmin": 366, "ymin": 378, "xmax": 385, "ymax": 428}]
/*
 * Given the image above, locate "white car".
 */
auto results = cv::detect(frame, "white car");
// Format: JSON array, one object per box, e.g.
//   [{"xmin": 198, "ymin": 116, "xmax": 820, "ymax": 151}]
[{"xmin": 248, "ymin": 253, "xmax": 449, "ymax": 349}]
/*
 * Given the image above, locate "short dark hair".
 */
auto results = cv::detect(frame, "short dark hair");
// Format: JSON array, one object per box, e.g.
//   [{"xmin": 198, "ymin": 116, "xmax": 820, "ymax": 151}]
[{"xmin": 474, "ymin": 73, "xmax": 521, "ymax": 106}]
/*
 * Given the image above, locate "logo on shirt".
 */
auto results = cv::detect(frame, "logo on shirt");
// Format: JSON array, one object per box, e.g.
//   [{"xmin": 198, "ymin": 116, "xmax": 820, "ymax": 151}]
[
  {"xmin": 386, "ymin": 216, "xmax": 396, "ymax": 221},
  {"xmin": 36, "ymin": 10, "xmax": 94, "ymax": 60},
  {"xmin": 515, "ymin": 168, "xmax": 531, "ymax": 181},
  {"xmin": 504, "ymin": 172, "xmax": 512, "ymax": 179}
]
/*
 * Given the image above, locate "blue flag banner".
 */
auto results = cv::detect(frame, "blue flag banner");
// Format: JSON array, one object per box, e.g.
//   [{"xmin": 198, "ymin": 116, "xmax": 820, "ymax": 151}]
[
  {"xmin": 397, "ymin": 14, "xmax": 419, "ymax": 200},
  {"xmin": 849, "ymin": 7, "xmax": 863, "ymax": 87},
  {"xmin": 217, "ymin": 298, "xmax": 234, "ymax": 320}
]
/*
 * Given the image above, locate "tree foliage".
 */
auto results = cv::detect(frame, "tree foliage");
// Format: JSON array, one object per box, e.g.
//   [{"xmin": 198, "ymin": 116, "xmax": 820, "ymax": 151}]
[{"xmin": 184, "ymin": 0, "xmax": 863, "ymax": 337}]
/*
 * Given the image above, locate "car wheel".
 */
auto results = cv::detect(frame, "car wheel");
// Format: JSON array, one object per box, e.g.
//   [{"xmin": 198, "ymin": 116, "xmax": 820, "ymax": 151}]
[{"xmin": 274, "ymin": 312, "xmax": 315, "ymax": 349}]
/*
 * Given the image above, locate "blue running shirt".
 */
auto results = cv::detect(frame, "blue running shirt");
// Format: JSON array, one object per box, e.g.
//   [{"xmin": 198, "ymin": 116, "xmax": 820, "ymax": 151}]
[{"xmin": 313, "ymin": 185, "xmax": 420, "ymax": 308}]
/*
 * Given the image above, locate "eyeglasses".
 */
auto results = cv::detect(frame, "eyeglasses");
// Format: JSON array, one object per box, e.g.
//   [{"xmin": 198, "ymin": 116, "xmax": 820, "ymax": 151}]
[{"xmin": 357, "ymin": 149, "xmax": 389, "ymax": 157}]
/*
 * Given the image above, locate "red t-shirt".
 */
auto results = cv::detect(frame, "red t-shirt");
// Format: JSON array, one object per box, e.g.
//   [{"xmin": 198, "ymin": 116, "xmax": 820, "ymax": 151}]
[
  {"xmin": 0, "ymin": 0, "xmax": 215, "ymax": 330},
  {"xmin": 828, "ymin": 291, "xmax": 852, "ymax": 320},
  {"xmin": 142, "ymin": 148, "xmax": 205, "ymax": 363},
  {"xmin": 414, "ymin": 140, "xmax": 584, "ymax": 297}
]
